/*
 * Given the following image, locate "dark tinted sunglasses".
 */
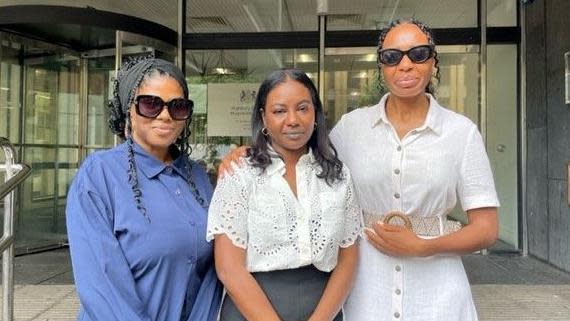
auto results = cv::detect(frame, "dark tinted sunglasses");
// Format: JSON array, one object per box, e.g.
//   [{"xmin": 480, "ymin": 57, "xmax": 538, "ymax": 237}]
[
  {"xmin": 378, "ymin": 45, "xmax": 435, "ymax": 66},
  {"xmin": 134, "ymin": 95, "xmax": 193, "ymax": 121}
]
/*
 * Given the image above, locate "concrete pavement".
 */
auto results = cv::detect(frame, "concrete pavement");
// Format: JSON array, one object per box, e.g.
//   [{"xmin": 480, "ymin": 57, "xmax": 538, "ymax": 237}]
[{"xmin": 1, "ymin": 248, "xmax": 569, "ymax": 321}]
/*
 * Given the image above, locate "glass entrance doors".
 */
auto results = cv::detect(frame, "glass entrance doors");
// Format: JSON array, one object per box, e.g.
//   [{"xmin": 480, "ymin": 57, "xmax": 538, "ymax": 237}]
[{"xmin": 1, "ymin": 34, "xmax": 82, "ymax": 252}]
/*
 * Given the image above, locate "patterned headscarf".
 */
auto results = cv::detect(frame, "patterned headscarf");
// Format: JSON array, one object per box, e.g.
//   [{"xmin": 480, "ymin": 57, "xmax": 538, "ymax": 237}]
[
  {"xmin": 117, "ymin": 58, "xmax": 188, "ymax": 114},
  {"xmin": 108, "ymin": 57, "xmax": 189, "ymax": 137}
]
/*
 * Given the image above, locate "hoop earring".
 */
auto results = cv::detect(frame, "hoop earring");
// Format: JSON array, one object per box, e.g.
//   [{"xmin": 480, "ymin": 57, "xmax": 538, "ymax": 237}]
[
  {"xmin": 314, "ymin": 122, "xmax": 318, "ymax": 129},
  {"xmin": 261, "ymin": 127, "xmax": 268, "ymax": 136}
]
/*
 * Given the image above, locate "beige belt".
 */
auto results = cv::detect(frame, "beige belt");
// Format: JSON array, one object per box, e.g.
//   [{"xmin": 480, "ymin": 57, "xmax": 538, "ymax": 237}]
[{"xmin": 363, "ymin": 211, "xmax": 462, "ymax": 237}]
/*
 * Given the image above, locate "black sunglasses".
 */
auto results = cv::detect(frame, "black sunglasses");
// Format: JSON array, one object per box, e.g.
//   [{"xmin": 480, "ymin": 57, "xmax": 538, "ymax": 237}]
[
  {"xmin": 134, "ymin": 95, "xmax": 193, "ymax": 121},
  {"xmin": 378, "ymin": 45, "xmax": 435, "ymax": 66}
]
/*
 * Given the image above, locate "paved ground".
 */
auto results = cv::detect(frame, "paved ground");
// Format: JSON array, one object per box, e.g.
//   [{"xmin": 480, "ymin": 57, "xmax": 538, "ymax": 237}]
[{"xmin": 1, "ymin": 248, "xmax": 570, "ymax": 321}]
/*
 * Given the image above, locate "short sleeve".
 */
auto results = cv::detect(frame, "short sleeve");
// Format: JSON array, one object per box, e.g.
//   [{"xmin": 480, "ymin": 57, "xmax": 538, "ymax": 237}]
[
  {"xmin": 206, "ymin": 164, "xmax": 250, "ymax": 248},
  {"xmin": 340, "ymin": 169, "xmax": 363, "ymax": 247},
  {"xmin": 457, "ymin": 127, "xmax": 501, "ymax": 211}
]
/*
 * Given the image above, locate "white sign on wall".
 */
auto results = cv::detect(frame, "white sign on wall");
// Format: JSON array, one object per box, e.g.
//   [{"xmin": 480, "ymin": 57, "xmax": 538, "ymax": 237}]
[{"xmin": 207, "ymin": 83, "xmax": 259, "ymax": 137}]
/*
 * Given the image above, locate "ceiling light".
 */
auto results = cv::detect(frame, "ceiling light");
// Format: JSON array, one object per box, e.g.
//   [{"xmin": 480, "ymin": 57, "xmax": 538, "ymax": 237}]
[
  {"xmin": 214, "ymin": 68, "xmax": 234, "ymax": 75},
  {"xmin": 298, "ymin": 54, "xmax": 316, "ymax": 63},
  {"xmin": 353, "ymin": 71, "xmax": 369, "ymax": 79},
  {"xmin": 357, "ymin": 54, "xmax": 377, "ymax": 62}
]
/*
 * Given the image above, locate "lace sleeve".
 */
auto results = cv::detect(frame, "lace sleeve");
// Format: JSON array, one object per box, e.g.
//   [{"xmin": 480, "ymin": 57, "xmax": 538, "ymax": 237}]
[
  {"xmin": 340, "ymin": 170, "xmax": 363, "ymax": 247},
  {"xmin": 206, "ymin": 164, "xmax": 251, "ymax": 249}
]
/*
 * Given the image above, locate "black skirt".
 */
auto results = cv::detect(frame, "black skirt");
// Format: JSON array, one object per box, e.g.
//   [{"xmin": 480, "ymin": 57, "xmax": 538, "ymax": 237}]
[{"xmin": 219, "ymin": 265, "xmax": 343, "ymax": 321}]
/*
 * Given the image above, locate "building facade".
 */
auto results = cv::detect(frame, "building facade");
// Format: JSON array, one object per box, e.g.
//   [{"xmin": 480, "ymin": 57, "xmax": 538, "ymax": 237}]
[{"xmin": 0, "ymin": 0, "xmax": 568, "ymax": 272}]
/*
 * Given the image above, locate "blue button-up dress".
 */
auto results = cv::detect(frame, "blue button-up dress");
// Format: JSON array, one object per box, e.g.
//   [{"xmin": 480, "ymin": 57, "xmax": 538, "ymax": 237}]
[{"xmin": 66, "ymin": 142, "xmax": 221, "ymax": 321}]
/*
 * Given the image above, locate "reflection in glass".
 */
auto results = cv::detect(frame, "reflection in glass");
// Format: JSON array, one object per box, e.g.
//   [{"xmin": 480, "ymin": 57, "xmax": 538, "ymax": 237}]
[
  {"xmin": 324, "ymin": 48, "xmax": 384, "ymax": 129},
  {"xmin": 0, "ymin": 33, "xmax": 22, "ymax": 142},
  {"xmin": 3, "ymin": 34, "xmax": 83, "ymax": 252},
  {"xmin": 487, "ymin": 0, "xmax": 517, "ymax": 27},
  {"xmin": 185, "ymin": 48, "xmax": 318, "ymax": 184},
  {"xmin": 24, "ymin": 58, "xmax": 80, "ymax": 145},
  {"xmin": 437, "ymin": 48, "xmax": 479, "ymax": 124},
  {"xmin": 87, "ymin": 57, "xmax": 115, "ymax": 148},
  {"xmin": 327, "ymin": 0, "xmax": 477, "ymax": 30},
  {"xmin": 324, "ymin": 46, "xmax": 479, "ymax": 128},
  {"xmin": 186, "ymin": 0, "xmax": 318, "ymax": 32}
]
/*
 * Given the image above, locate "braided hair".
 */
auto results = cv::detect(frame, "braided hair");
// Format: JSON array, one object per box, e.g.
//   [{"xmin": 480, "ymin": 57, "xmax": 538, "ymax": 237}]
[
  {"xmin": 107, "ymin": 57, "xmax": 205, "ymax": 221},
  {"xmin": 377, "ymin": 18, "xmax": 441, "ymax": 97}
]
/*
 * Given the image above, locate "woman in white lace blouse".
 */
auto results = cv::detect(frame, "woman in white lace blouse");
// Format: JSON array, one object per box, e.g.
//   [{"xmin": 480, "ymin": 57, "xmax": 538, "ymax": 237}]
[{"xmin": 207, "ymin": 69, "xmax": 362, "ymax": 321}]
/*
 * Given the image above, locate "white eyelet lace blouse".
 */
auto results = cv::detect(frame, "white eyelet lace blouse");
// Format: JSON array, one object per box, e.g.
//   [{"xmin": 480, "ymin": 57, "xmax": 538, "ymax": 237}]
[{"xmin": 206, "ymin": 149, "xmax": 362, "ymax": 273}]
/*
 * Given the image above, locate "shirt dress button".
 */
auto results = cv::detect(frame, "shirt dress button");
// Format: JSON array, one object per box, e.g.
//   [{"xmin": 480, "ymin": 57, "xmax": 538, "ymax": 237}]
[
  {"xmin": 394, "ymin": 312, "xmax": 400, "ymax": 318},
  {"xmin": 394, "ymin": 169, "xmax": 400, "ymax": 175},
  {"xmin": 165, "ymin": 166, "xmax": 173, "ymax": 174},
  {"xmin": 395, "ymin": 265, "xmax": 401, "ymax": 272},
  {"xmin": 395, "ymin": 289, "xmax": 401, "ymax": 295},
  {"xmin": 397, "ymin": 146, "xmax": 402, "ymax": 151},
  {"xmin": 394, "ymin": 193, "xmax": 400, "ymax": 199},
  {"xmin": 175, "ymin": 189, "xmax": 181, "ymax": 196}
]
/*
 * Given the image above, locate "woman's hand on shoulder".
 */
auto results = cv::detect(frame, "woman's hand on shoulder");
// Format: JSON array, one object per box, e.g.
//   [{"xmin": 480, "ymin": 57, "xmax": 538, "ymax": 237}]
[{"xmin": 217, "ymin": 146, "xmax": 248, "ymax": 179}]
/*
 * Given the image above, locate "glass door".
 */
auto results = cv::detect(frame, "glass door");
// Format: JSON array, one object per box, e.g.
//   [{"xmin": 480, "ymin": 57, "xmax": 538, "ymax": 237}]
[{"xmin": 18, "ymin": 43, "xmax": 81, "ymax": 252}]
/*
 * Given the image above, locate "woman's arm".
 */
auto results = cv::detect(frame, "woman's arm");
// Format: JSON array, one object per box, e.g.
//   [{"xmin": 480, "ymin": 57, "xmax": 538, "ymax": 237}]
[
  {"xmin": 364, "ymin": 207, "xmax": 497, "ymax": 257},
  {"xmin": 308, "ymin": 244, "xmax": 358, "ymax": 321},
  {"xmin": 214, "ymin": 235, "xmax": 281, "ymax": 321},
  {"xmin": 66, "ymin": 176, "xmax": 152, "ymax": 321},
  {"xmin": 423, "ymin": 207, "xmax": 497, "ymax": 255}
]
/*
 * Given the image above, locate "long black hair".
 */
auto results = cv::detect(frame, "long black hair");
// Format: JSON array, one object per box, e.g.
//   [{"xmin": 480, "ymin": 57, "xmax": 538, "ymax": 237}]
[
  {"xmin": 377, "ymin": 18, "xmax": 441, "ymax": 97},
  {"xmin": 246, "ymin": 69, "xmax": 344, "ymax": 185}
]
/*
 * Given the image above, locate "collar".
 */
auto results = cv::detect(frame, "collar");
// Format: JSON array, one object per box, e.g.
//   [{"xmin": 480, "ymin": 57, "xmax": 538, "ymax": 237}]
[
  {"xmin": 264, "ymin": 144, "xmax": 316, "ymax": 177},
  {"xmin": 123, "ymin": 142, "xmax": 189, "ymax": 181},
  {"xmin": 371, "ymin": 93, "xmax": 443, "ymax": 136}
]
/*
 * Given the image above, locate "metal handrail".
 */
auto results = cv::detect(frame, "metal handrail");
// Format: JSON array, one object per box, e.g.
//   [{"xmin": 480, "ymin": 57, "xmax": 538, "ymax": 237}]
[
  {"xmin": 1, "ymin": 137, "xmax": 32, "ymax": 321},
  {"xmin": 0, "ymin": 164, "xmax": 31, "ymax": 200}
]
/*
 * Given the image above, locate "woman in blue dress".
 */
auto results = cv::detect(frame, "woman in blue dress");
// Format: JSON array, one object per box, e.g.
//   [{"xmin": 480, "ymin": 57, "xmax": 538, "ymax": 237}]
[{"xmin": 66, "ymin": 57, "xmax": 221, "ymax": 321}]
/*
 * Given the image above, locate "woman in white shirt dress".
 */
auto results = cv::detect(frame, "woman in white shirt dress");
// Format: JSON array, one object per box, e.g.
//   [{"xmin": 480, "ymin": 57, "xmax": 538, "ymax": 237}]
[
  {"xmin": 207, "ymin": 69, "xmax": 362, "ymax": 321},
  {"xmin": 330, "ymin": 19, "xmax": 500, "ymax": 321}
]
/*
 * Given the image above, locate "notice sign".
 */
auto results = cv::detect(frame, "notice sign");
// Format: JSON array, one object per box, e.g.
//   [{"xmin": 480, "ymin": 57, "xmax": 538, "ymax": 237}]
[{"xmin": 207, "ymin": 83, "xmax": 259, "ymax": 137}]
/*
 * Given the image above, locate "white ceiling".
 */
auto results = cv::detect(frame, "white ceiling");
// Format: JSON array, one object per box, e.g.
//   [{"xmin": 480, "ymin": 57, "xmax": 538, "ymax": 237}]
[{"xmin": 0, "ymin": 0, "xmax": 516, "ymax": 32}]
